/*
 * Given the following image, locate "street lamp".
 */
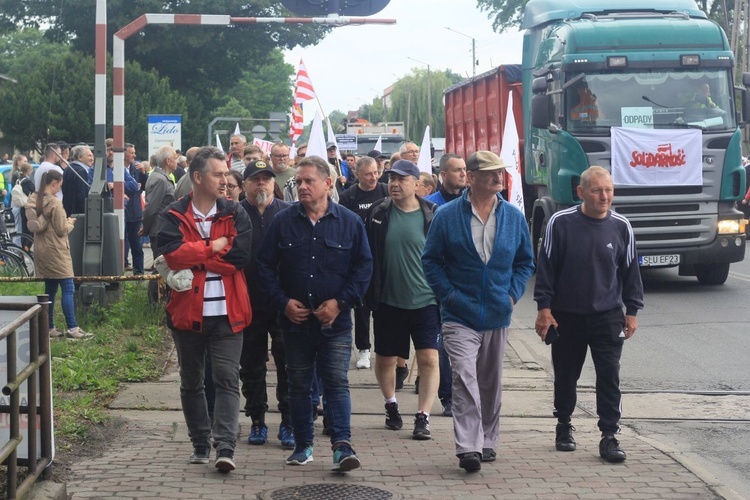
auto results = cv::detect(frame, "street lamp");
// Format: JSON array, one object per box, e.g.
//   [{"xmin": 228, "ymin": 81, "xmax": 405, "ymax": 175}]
[
  {"xmin": 445, "ymin": 26, "xmax": 477, "ymax": 78},
  {"xmin": 406, "ymin": 56, "xmax": 432, "ymax": 132}
]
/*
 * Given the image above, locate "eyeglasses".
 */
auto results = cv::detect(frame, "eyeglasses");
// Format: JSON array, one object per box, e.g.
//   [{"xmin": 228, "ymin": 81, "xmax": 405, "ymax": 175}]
[
  {"xmin": 226, "ymin": 184, "xmax": 238, "ymax": 190},
  {"xmin": 272, "ymin": 154, "xmax": 289, "ymax": 159},
  {"xmin": 404, "ymin": 149, "xmax": 419, "ymax": 155}
]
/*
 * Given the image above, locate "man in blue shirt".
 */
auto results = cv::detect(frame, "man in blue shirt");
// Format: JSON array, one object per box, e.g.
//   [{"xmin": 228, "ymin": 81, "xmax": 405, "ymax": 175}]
[{"xmin": 256, "ymin": 155, "xmax": 372, "ymax": 472}]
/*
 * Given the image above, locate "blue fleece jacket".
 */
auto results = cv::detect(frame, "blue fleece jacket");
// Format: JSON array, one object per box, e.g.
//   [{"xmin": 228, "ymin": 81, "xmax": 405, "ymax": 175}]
[{"xmin": 422, "ymin": 189, "xmax": 535, "ymax": 331}]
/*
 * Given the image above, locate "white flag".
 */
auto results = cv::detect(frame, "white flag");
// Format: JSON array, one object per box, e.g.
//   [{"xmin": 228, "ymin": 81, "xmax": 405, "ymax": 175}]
[
  {"xmin": 374, "ymin": 135, "xmax": 383, "ymax": 152},
  {"xmin": 325, "ymin": 117, "xmax": 343, "ymax": 160},
  {"xmin": 233, "ymin": 123, "xmax": 241, "ymax": 136},
  {"xmin": 306, "ymin": 111, "xmax": 328, "ymax": 161},
  {"xmin": 215, "ymin": 134, "xmax": 224, "ymax": 152},
  {"xmin": 416, "ymin": 126, "xmax": 432, "ymax": 174},
  {"xmin": 500, "ymin": 92, "xmax": 524, "ymax": 213}
]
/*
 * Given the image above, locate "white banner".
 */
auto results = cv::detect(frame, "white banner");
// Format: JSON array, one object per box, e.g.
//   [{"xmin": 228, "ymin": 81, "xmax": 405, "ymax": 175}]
[
  {"xmin": 611, "ymin": 127, "xmax": 702, "ymax": 186},
  {"xmin": 500, "ymin": 92, "xmax": 524, "ymax": 213},
  {"xmin": 252, "ymin": 138, "xmax": 275, "ymax": 156},
  {"xmin": 147, "ymin": 115, "xmax": 182, "ymax": 157}
]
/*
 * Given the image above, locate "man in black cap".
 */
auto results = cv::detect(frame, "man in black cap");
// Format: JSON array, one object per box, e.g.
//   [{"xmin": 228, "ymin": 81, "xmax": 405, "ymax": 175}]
[
  {"xmin": 239, "ymin": 160, "xmax": 295, "ymax": 449},
  {"xmin": 365, "ymin": 159, "xmax": 439, "ymax": 441}
]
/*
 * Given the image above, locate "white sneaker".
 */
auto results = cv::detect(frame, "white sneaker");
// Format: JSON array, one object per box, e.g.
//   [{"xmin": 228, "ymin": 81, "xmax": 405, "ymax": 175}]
[
  {"xmin": 67, "ymin": 327, "xmax": 95, "ymax": 340},
  {"xmin": 356, "ymin": 349, "xmax": 371, "ymax": 369},
  {"xmin": 49, "ymin": 327, "xmax": 64, "ymax": 338}
]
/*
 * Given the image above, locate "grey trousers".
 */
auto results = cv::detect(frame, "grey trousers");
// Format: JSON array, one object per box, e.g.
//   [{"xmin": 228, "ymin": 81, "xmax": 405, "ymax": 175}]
[
  {"xmin": 442, "ymin": 321, "xmax": 508, "ymax": 455},
  {"xmin": 172, "ymin": 316, "xmax": 243, "ymax": 453}
]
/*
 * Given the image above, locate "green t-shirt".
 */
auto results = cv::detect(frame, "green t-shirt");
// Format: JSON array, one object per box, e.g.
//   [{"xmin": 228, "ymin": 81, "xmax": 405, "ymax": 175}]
[{"xmin": 381, "ymin": 206, "xmax": 437, "ymax": 309}]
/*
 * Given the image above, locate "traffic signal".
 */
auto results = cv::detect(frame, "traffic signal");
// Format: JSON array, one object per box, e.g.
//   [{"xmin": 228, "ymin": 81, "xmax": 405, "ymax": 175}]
[{"xmin": 280, "ymin": 0, "xmax": 390, "ymax": 16}]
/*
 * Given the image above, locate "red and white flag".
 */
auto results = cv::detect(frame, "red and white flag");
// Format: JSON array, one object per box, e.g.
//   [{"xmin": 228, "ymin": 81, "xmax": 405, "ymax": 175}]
[{"xmin": 290, "ymin": 59, "xmax": 317, "ymax": 145}]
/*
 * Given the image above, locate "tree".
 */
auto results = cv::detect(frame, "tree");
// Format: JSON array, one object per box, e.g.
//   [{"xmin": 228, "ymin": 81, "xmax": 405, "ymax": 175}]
[
  {"xmin": 387, "ymin": 68, "xmax": 463, "ymax": 141},
  {"xmin": 0, "ymin": 1, "xmax": 331, "ymax": 146},
  {"xmin": 0, "ymin": 30, "xmax": 186, "ymax": 153},
  {"xmin": 475, "ymin": 0, "xmax": 528, "ymax": 33}
]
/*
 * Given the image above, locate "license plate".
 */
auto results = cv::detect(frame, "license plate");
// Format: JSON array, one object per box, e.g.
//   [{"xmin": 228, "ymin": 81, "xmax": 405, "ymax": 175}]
[{"xmin": 639, "ymin": 254, "xmax": 681, "ymax": 266}]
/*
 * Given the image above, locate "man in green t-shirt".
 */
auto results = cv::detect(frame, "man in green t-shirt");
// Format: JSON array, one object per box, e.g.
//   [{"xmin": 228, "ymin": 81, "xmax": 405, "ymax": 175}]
[{"xmin": 365, "ymin": 160, "xmax": 439, "ymax": 441}]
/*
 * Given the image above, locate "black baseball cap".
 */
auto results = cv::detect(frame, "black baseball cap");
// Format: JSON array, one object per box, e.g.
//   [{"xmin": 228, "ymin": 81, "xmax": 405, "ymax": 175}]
[{"xmin": 243, "ymin": 160, "xmax": 276, "ymax": 180}]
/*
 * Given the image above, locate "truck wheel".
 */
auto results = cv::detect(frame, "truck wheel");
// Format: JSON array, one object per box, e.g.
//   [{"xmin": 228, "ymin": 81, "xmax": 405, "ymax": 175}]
[
  {"xmin": 695, "ymin": 263, "xmax": 730, "ymax": 285},
  {"xmin": 534, "ymin": 217, "xmax": 548, "ymax": 263}
]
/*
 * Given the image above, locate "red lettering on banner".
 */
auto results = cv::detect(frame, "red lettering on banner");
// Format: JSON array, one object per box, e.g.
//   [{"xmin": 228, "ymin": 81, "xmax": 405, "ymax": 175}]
[{"xmin": 630, "ymin": 142, "xmax": 687, "ymax": 168}]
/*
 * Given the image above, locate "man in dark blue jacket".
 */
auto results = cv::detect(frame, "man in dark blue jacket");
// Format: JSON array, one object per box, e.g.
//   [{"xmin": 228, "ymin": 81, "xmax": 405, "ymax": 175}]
[
  {"xmin": 62, "ymin": 145, "xmax": 93, "ymax": 216},
  {"xmin": 124, "ymin": 143, "xmax": 148, "ymax": 274},
  {"xmin": 422, "ymin": 151, "xmax": 534, "ymax": 473},
  {"xmin": 256, "ymin": 155, "xmax": 372, "ymax": 472}
]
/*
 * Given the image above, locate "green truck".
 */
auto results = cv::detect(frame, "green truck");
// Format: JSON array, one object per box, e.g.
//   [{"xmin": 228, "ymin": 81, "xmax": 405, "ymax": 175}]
[{"xmin": 524, "ymin": 0, "xmax": 749, "ymax": 284}]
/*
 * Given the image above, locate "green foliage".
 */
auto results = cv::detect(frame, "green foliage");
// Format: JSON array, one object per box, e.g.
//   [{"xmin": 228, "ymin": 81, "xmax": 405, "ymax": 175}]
[
  {"xmin": 476, "ymin": 0, "xmax": 529, "ymax": 33},
  {"xmin": 0, "ymin": 0, "xmax": 330, "ymax": 147},
  {"xmin": 387, "ymin": 68, "xmax": 464, "ymax": 141},
  {"xmin": 0, "ymin": 29, "xmax": 187, "ymax": 152}
]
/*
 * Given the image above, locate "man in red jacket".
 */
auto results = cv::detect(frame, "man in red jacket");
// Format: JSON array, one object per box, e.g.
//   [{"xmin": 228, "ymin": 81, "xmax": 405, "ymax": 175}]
[{"xmin": 156, "ymin": 146, "xmax": 253, "ymax": 474}]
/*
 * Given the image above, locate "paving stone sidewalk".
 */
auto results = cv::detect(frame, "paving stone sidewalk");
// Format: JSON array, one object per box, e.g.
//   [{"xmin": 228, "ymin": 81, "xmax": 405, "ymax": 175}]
[{"xmin": 54, "ymin": 331, "xmax": 731, "ymax": 500}]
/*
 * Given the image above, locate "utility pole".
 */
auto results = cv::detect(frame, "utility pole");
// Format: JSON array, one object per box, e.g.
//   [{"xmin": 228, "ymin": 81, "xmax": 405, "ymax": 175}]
[{"xmin": 445, "ymin": 27, "xmax": 477, "ymax": 78}]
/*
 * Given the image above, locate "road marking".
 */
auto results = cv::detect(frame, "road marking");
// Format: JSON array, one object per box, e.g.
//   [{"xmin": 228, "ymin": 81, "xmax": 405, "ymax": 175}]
[{"xmin": 729, "ymin": 271, "xmax": 750, "ymax": 283}]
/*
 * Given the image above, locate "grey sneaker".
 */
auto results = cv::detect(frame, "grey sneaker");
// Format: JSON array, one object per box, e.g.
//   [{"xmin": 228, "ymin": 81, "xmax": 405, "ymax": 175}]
[
  {"xmin": 189, "ymin": 446, "xmax": 211, "ymax": 464},
  {"xmin": 49, "ymin": 327, "xmax": 64, "ymax": 338},
  {"xmin": 67, "ymin": 327, "xmax": 94, "ymax": 340}
]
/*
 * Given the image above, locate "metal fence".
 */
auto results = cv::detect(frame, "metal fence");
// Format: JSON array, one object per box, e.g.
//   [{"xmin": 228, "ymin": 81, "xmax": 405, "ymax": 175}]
[{"xmin": 0, "ymin": 295, "xmax": 54, "ymax": 500}]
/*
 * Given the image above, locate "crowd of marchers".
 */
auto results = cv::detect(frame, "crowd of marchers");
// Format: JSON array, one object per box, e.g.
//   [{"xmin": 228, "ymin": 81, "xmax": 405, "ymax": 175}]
[{"xmin": 2, "ymin": 135, "xmax": 643, "ymax": 474}]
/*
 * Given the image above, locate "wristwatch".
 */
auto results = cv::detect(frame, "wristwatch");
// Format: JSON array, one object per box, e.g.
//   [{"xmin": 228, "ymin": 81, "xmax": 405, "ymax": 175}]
[{"xmin": 336, "ymin": 299, "xmax": 349, "ymax": 311}]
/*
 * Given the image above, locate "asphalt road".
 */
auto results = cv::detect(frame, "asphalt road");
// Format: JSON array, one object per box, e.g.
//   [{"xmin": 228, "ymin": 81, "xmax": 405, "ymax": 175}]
[{"xmin": 513, "ymin": 255, "xmax": 750, "ymax": 498}]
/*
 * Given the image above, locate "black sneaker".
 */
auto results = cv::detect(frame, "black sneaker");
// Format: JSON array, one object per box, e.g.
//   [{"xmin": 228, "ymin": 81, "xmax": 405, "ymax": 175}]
[
  {"xmin": 384, "ymin": 402, "xmax": 403, "ymax": 430},
  {"xmin": 458, "ymin": 452, "xmax": 482, "ymax": 472},
  {"xmin": 599, "ymin": 436, "xmax": 627, "ymax": 463},
  {"xmin": 322, "ymin": 415, "xmax": 332, "ymax": 436},
  {"xmin": 214, "ymin": 449, "xmax": 236, "ymax": 473},
  {"xmin": 412, "ymin": 412, "xmax": 431, "ymax": 440},
  {"xmin": 395, "ymin": 365, "xmax": 409, "ymax": 391},
  {"xmin": 481, "ymin": 448, "xmax": 496, "ymax": 463},
  {"xmin": 555, "ymin": 423, "xmax": 576, "ymax": 452},
  {"xmin": 189, "ymin": 445, "xmax": 210, "ymax": 464},
  {"xmin": 442, "ymin": 400, "xmax": 453, "ymax": 417}
]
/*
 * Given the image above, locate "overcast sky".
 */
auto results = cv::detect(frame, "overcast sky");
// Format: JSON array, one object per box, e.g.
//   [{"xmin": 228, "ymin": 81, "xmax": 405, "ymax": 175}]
[{"xmin": 283, "ymin": 0, "xmax": 524, "ymax": 122}]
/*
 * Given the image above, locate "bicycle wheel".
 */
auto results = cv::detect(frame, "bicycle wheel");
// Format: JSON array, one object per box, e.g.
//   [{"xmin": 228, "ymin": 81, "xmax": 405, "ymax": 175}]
[
  {"xmin": 0, "ymin": 249, "xmax": 29, "ymax": 278},
  {"xmin": 4, "ymin": 244, "xmax": 34, "ymax": 276},
  {"xmin": 11, "ymin": 232, "xmax": 34, "ymax": 256}
]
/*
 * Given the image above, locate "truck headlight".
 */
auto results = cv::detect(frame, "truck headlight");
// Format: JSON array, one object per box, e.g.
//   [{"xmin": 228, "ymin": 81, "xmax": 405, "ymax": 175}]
[{"xmin": 717, "ymin": 219, "xmax": 743, "ymax": 234}]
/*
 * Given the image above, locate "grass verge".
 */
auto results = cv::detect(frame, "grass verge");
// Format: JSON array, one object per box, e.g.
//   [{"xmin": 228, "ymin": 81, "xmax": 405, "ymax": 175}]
[{"xmin": 0, "ymin": 281, "xmax": 171, "ymax": 487}]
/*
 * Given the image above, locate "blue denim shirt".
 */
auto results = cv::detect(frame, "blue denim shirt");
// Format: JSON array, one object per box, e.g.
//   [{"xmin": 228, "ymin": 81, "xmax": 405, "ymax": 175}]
[{"xmin": 256, "ymin": 198, "xmax": 373, "ymax": 331}]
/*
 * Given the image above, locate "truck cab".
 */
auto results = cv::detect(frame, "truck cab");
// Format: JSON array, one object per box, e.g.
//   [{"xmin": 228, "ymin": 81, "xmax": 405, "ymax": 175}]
[{"xmin": 523, "ymin": 0, "xmax": 749, "ymax": 284}]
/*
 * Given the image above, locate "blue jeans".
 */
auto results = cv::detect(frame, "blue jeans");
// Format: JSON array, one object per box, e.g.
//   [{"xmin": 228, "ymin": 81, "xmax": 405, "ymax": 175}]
[
  {"xmin": 172, "ymin": 316, "xmax": 242, "ymax": 452},
  {"xmin": 45, "ymin": 278, "xmax": 77, "ymax": 330},
  {"xmin": 124, "ymin": 220, "xmax": 144, "ymax": 273},
  {"xmin": 283, "ymin": 321, "xmax": 353, "ymax": 450}
]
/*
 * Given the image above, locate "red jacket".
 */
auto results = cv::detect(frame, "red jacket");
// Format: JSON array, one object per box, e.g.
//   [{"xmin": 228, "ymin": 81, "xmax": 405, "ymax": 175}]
[{"xmin": 156, "ymin": 196, "xmax": 253, "ymax": 333}]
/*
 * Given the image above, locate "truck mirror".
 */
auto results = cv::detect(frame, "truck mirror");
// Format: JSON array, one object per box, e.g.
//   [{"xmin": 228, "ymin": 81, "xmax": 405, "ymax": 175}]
[
  {"xmin": 531, "ymin": 94, "xmax": 551, "ymax": 129},
  {"xmin": 742, "ymin": 88, "xmax": 750, "ymax": 125},
  {"xmin": 532, "ymin": 76, "xmax": 548, "ymax": 94},
  {"xmin": 743, "ymin": 72, "xmax": 750, "ymax": 87}
]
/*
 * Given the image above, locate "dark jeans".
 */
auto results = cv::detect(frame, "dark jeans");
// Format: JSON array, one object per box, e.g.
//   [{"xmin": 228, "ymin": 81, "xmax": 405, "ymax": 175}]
[
  {"xmin": 45, "ymin": 278, "xmax": 77, "ymax": 330},
  {"xmin": 283, "ymin": 320, "xmax": 353, "ymax": 450},
  {"xmin": 551, "ymin": 308, "xmax": 625, "ymax": 435},
  {"xmin": 438, "ymin": 333, "xmax": 452, "ymax": 404},
  {"xmin": 353, "ymin": 305, "xmax": 371, "ymax": 351},
  {"xmin": 239, "ymin": 310, "xmax": 289, "ymax": 423},
  {"xmin": 172, "ymin": 316, "xmax": 242, "ymax": 452},
  {"xmin": 124, "ymin": 220, "xmax": 144, "ymax": 273}
]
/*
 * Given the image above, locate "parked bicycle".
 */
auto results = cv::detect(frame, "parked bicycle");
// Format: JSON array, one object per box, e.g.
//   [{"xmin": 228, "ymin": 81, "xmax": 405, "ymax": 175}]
[{"xmin": 0, "ymin": 205, "xmax": 35, "ymax": 277}]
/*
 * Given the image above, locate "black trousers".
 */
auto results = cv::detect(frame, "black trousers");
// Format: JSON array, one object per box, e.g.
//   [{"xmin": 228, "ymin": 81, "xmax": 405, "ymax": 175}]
[
  {"xmin": 353, "ymin": 304, "xmax": 372, "ymax": 351},
  {"xmin": 239, "ymin": 309, "xmax": 289, "ymax": 424},
  {"xmin": 551, "ymin": 308, "xmax": 625, "ymax": 435}
]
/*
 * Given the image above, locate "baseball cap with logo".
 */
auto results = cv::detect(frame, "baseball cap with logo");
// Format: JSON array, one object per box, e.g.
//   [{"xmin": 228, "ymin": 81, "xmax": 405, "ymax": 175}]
[
  {"xmin": 466, "ymin": 151, "xmax": 506, "ymax": 171},
  {"xmin": 243, "ymin": 160, "xmax": 276, "ymax": 180},
  {"xmin": 387, "ymin": 159, "xmax": 420, "ymax": 179}
]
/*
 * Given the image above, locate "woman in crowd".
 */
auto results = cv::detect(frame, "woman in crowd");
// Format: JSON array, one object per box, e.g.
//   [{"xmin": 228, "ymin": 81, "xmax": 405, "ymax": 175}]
[{"xmin": 25, "ymin": 170, "xmax": 93, "ymax": 340}]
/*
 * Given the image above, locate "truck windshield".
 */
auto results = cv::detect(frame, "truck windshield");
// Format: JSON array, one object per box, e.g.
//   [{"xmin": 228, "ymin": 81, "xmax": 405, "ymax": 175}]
[{"xmin": 565, "ymin": 69, "xmax": 736, "ymax": 133}]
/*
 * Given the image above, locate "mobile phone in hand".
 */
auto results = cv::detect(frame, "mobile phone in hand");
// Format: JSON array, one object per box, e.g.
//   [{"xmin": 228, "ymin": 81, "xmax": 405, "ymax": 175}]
[{"xmin": 545, "ymin": 325, "xmax": 559, "ymax": 345}]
